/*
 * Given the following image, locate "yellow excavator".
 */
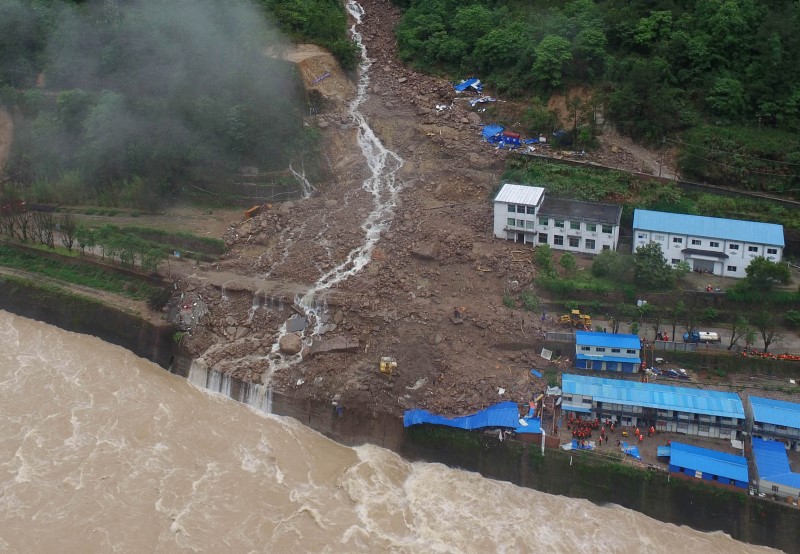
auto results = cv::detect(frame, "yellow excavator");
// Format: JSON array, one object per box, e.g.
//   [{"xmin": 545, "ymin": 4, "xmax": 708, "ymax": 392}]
[
  {"xmin": 379, "ymin": 357, "xmax": 397, "ymax": 377},
  {"xmin": 559, "ymin": 309, "xmax": 592, "ymax": 329}
]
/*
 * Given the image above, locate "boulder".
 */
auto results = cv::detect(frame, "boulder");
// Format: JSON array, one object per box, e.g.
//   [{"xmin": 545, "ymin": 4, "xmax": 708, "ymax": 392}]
[{"xmin": 279, "ymin": 333, "xmax": 303, "ymax": 355}]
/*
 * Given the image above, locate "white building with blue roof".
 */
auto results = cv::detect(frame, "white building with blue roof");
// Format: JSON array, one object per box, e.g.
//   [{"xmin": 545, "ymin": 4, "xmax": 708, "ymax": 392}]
[
  {"xmin": 748, "ymin": 396, "xmax": 800, "ymax": 451},
  {"xmin": 668, "ymin": 442, "xmax": 748, "ymax": 489},
  {"xmin": 632, "ymin": 209, "xmax": 784, "ymax": 279},
  {"xmin": 752, "ymin": 438, "xmax": 800, "ymax": 500},
  {"xmin": 574, "ymin": 331, "xmax": 641, "ymax": 373},
  {"xmin": 562, "ymin": 374, "xmax": 745, "ymax": 439}
]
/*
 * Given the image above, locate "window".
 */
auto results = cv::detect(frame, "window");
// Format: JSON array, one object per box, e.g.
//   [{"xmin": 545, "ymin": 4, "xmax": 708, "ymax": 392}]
[
  {"xmin": 671, "ymin": 258, "xmax": 680, "ymax": 264},
  {"xmin": 582, "ymin": 398, "xmax": 592, "ymax": 404},
  {"xmin": 602, "ymin": 245, "xmax": 610, "ymax": 250},
  {"xmin": 637, "ymin": 233, "xmax": 647, "ymax": 239},
  {"xmin": 654, "ymin": 234, "xmax": 665, "ymax": 241},
  {"xmin": 586, "ymin": 224, "xmax": 597, "ymax": 232},
  {"xmin": 727, "ymin": 265, "xmax": 737, "ymax": 272},
  {"xmin": 708, "ymin": 241, "xmax": 719, "ymax": 248},
  {"xmin": 729, "ymin": 244, "xmax": 739, "ymax": 250},
  {"xmin": 553, "ymin": 235, "xmax": 564, "ymax": 246},
  {"xmin": 569, "ymin": 237, "xmax": 580, "ymax": 247},
  {"xmin": 626, "ymin": 349, "xmax": 636, "ymax": 354},
  {"xmin": 602, "ymin": 225, "xmax": 613, "ymax": 234},
  {"xmin": 596, "ymin": 347, "xmax": 606, "ymax": 352},
  {"xmin": 517, "ymin": 219, "xmax": 525, "ymax": 227},
  {"xmin": 539, "ymin": 217, "xmax": 549, "ymax": 226},
  {"xmin": 672, "ymin": 237, "xmax": 683, "ymax": 244},
  {"xmin": 772, "ymin": 485, "xmax": 780, "ymax": 493},
  {"xmin": 507, "ymin": 204, "xmax": 516, "ymax": 213},
  {"xmin": 507, "ymin": 218, "xmax": 515, "ymax": 227},
  {"xmin": 554, "ymin": 219, "xmax": 564, "ymax": 228},
  {"xmin": 767, "ymin": 248, "xmax": 777, "ymax": 255},
  {"xmin": 525, "ymin": 221, "xmax": 535, "ymax": 229},
  {"xmin": 585, "ymin": 239, "xmax": 595, "ymax": 250},
  {"xmin": 526, "ymin": 206, "xmax": 536, "ymax": 215},
  {"xmin": 691, "ymin": 239, "xmax": 701, "ymax": 245},
  {"xmin": 570, "ymin": 221, "xmax": 581, "ymax": 230},
  {"xmin": 611, "ymin": 348, "xmax": 621, "ymax": 353},
  {"xmin": 581, "ymin": 346, "xmax": 591, "ymax": 351},
  {"xmin": 538, "ymin": 233, "xmax": 548, "ymax": 244},
  {"xmin": 748, "ymin": 246, "xmax": 758, "ymax": 252}
]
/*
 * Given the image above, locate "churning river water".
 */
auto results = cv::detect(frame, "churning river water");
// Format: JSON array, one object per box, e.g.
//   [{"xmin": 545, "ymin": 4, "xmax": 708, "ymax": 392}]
[{"xmin": 0, "ymin": 311, "xmax": 779, "ymax": 553}]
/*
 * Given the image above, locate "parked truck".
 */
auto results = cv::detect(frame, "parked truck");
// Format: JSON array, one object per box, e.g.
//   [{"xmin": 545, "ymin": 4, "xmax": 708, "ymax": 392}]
[{"xmin": 682, "ymin": 330, "xmax": 721, "ymax": 343}]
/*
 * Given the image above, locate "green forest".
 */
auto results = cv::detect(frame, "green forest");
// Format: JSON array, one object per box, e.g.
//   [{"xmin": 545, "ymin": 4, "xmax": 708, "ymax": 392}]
[
  {"xmin": 393, "ymin": 0, "xmax": 800, "ymax": 193},
  {"xmin": 0, "ymin": 0, "xmax": 354, "ymax": 209}
]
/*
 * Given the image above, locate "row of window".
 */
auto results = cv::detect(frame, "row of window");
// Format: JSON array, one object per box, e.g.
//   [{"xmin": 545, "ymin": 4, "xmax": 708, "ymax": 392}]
[
  {"xmin": 508, "ymin": 218, "xmax": 614, "ymax": 234},
  {"xmin": 671, "ymin": 258, "xmax": 742, "ymax": 272},
  {"xmin": 538, "ymin": 233, "xmax": 610, "ymax": 250},
  {"xmin": 638, "ymin": 233, "xmax": 779, "ymax": 255},
  {"xmin": 580, "ymin": 346, "xmax": 638, "ymax": 354},
  {"xmin": 507, "ymin": 204, "xmax": 536, "ymax": 215}
]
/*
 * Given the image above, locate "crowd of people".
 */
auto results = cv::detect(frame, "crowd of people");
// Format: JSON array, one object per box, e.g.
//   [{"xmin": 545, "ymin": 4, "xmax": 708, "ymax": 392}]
[{"xmin": 566, "ymin": 415, "xmax": 658, "ymax": 448}]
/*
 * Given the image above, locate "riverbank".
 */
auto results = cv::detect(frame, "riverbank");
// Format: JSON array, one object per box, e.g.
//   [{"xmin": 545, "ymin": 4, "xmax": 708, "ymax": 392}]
[{"xmin": 1, "ymin": 279, "xmax": 798, "ymax": 551}]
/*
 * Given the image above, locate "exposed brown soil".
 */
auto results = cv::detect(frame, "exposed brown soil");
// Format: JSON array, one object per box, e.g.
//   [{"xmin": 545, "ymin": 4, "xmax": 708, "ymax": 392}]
[
  {"xmin": 166, "ymin": 0, "xmax": 787, "ymax": 418},
  {"xmin": 0, "ymin": 105, "xmax": 13, "ymax": 175}
]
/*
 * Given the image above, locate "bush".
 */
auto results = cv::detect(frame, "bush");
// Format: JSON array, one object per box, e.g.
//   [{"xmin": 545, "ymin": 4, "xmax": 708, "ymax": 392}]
[
  {"xmin": 147, "ymin": 287, "xmax": 172, "ymax": 311},
  {"xmin": 503, "ymin": 293, "xmax": 515, "ymax": 308},
  {"xmin": 786, "ymin": 310, "xmax": 800, "ymax": 328},
  {"xmin": 703, "ymin": 308, "xmax": 719, "ymax": 321},
  {"xmin": 520, "ymin": 290, "xmax": 539, "ymax": 311}
]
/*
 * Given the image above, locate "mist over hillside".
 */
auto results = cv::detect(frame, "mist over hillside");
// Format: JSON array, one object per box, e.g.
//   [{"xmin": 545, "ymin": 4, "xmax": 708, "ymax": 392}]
[{"xmin": 1, "ymin": 0, "xmax": 312, "ymax": 208}]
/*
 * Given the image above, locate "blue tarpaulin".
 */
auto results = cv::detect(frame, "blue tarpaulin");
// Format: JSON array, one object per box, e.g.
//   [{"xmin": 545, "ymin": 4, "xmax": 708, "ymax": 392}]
[
  {"xmin": 481, "ymin": 124, "xmax": 504, "ymax": 139},
  {"xmin": 514, "ymin": 417, "xmax": 542, "ymax": 434},
  {"xmin": 404, "ymin": 401, "xmax": 520, "ymax": 430},
  {"xmin": 621, "ymin": 442, "xmax": 641, "ymax": 460},
  {"xmin": 530, "ymin": 369, "xmax": 542, "ymax": 378},
  {"xmin": 454, "ymin": 78, "xmax": 483, "ymax": 92},
  {"xmin": 657, "ymin": 446, "xmax": 671, "ymax": 457}
]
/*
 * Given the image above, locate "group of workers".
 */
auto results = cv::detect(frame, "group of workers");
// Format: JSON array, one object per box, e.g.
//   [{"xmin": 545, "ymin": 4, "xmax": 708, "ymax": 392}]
[{"xmin": 567, "ymin": 415, "xmax": 660, "ymax": 448}]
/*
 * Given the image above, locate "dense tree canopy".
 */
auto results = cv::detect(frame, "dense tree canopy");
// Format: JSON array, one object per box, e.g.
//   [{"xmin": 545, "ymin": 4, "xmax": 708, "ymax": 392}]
[{"xmin": 394, "ymin": 0, "xmax": 800, "ymax": 147}]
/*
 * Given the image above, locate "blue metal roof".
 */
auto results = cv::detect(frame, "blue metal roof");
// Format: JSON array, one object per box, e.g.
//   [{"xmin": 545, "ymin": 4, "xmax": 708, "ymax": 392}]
[
  {"xmin": 575, "ymin": 331, "xmax": 640, "ymax": 350},
  {"xmin": 403, "ymin": 401, "xmax": 519, "ymax": 429},
  {"xmin": 750, "ymin": 396, "xmax": 800, "ymax": 430},
  {"xmin": 562, "ymin": 374, "xmax": 745, "ymax": 418},
  {"xmin": 633, "ymin": 209, "xmax": 784, "ymax": 247},
  {"xmin": 752, "ymin": 438, "xmax": 800, "ymax": 489},
  {"xmin": 669, "ymin": 442, "xmax": 748, "ymax": 482},
  {"xmin": 576, "ymin": 354, "xmax": 641, "ymax": 364}
]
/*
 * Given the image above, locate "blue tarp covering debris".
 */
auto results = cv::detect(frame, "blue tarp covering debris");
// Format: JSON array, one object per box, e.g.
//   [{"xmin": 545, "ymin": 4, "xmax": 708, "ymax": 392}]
[
  {"xmin": 621, "ymin": 442, "xmax": 641, "ymax": 460},
  {"xmin": 530, "ymin": 369, "xmax": 543, "ymax": 378},
  {"xmin": 404, "ymin": 401, "xmax": 520, "ymax": 430},
  {"xmin": 514, "ymin": 417, "xmax": 542, "ymax": 434},
  {"xmin": 657, "ymin": 446, "xmax": 671, "ymax": 457},
  {"xmin": 454, "ymin": 78, "xmax": 483, "ymax": 93},
  {"xmin": 481, "ymin": 124, "xmax": 504, "ymax": 139}
]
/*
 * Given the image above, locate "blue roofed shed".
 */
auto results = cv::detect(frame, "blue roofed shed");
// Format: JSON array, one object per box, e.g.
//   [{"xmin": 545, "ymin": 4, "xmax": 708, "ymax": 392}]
[
  {"xmin": 575, "ymin": 331, "xmax": 640, "ymax": 349},
  {"xmin": 561, "ymin": 374, "xmax": 745, "ymax": 419},
  {"xmin": 752, "ymin": 438, "xmax": 800, "ymax": 498},
  {"xmin": 668, "ymin": 442, "xmax": 748, "ymax": 488}
]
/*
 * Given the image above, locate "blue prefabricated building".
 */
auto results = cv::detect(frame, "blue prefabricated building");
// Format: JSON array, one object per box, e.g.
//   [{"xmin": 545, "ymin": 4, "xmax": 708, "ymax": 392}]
[
  {"xmin": 751, "ymin": 438, "xmax": 800, "ymax": 499},
  {"xmin": 667, "ymin": 442, "xmax": 748, "ymax": 488},
  {"xmin": 574, "ymin": 331, "xmax": 641, "ymax": 373},
  {"xmin": 561, "ymin": 374, "xmax": 744, "ymax": 439},
  {"xmin": 749, "ymin": 396, "xmax": 800, "ymax": 451}
]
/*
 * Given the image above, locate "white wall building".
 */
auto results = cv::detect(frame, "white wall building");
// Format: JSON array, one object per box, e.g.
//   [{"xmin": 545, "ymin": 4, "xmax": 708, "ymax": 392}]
[
  {"xmin": 493, "ymin": 183, "xmax": 622, "ymax": 254},
  {"xmin": 632, "ymin": 210, "xmax": 785, "ymax": 279}
]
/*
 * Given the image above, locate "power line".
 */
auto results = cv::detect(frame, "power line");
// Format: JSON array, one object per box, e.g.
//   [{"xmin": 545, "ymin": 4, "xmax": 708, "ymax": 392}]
[{"xmin": 665, "ymin": 138, "xmax": 800, "ymax": 168}]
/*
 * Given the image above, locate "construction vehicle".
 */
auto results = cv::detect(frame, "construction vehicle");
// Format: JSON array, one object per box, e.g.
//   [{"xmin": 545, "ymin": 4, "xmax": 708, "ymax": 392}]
[
  {"xmin": 559, "ymin": 309, "xmax": 592, "ymax": 329},
  {"xmin": 379, "ymin": 357, "xmax": 397, "ymax": 377}
]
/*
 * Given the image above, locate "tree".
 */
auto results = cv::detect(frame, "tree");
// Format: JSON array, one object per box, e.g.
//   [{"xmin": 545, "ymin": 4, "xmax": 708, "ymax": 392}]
[
  {"xmin": 673, "ymin": 261, "xmax": 691, "ymax": 282},
  {"xmin": 534, "ymin": 244, "xmax": 557, "ymax": 278},
  {"xmin": 59, "ymin": 214, "xmax": 77, "ymax": 251},
  {"xmin": 668, "ymin": 300, "xmax": 686, "ymax": 340},
  {"xmin": 727, "ymin": 315, "xmax": 752, "ymax": 350},
  {"xmin": 633, "ymin": 241, "xmax": 674, "ymax": 289},
  {"xmin": 744, "ymin": 256, "xmax": 790, "ymax": 289},
  {"xmin": 591, "ymin": 249, "xmax": 631, "ymax": 280},
  {"xmin": 532, "ymin": 35, "xmax": 573, "ymax": 89},
  {"xmin": 560, "ymin": 251, "xmax": 577, "ymax": 276},
  {"xmin": 752, "ymin": 311, "xmax": 781, "ymax": 352}
]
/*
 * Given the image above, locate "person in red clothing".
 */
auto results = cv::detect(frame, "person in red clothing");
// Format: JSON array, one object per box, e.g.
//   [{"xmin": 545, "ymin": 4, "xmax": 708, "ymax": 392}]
[
  {"xmin": 649, "ymin": 426, "xmax": 655, "ymax": 437},
  {"xmin": 638, "ymin": 434, "xmax": 643, "ymax": 443}
]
